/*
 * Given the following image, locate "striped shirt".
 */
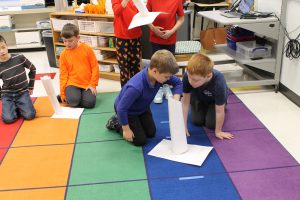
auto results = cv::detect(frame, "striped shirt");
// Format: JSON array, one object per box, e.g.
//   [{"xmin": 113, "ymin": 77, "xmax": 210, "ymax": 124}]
[{"xmin": 0, "ymin": 54, "xmax": 36, "ymax": 94}]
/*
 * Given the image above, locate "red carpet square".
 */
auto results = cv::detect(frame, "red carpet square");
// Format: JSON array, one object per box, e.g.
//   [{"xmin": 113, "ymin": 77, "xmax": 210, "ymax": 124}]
[
  {"xmin": 0, "ymin": 148, "xmax": 7, "ymax": 164},
  {"xmin": 35, "ymin": 73, "xmax": 56, "ymax": 80}
]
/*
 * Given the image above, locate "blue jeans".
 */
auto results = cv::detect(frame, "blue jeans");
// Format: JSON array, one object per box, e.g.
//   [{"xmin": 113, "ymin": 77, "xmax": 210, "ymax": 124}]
[{"xmin": 1, "ymin": 91, "xmax": 36, "ymax": 124}]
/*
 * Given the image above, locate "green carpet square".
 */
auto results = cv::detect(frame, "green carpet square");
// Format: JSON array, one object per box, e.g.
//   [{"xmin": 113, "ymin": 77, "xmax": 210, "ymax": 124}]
[
  {"xmin": 77, "ymin": 113, "xmax": 121, "ymax": 143},
  {"xmin": 69, "ymin": 140, "xmax": 147, "ymax": 185},
  {"xmin": 83, "ymin": 92, "xmax": 118, "ymax": 114},
  {"xmin": 66, "ymin": 181, "xmax": 150, "ymax": 200}
]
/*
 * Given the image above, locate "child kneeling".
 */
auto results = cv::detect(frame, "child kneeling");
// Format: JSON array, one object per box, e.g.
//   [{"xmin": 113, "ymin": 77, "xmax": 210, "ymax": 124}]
[
  {"xmin": 107, "ymin": 50, "xmax": 182, "ymax": 146},
  {"xmin": 0, "ymin": 35, "xmax": 36, "ymax": 123}
]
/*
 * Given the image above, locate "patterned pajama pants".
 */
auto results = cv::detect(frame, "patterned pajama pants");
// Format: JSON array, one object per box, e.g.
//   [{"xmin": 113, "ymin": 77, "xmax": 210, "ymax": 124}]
[{"xmin": 115, "ymin": 37, "xmax": 142, "ymax": 87}]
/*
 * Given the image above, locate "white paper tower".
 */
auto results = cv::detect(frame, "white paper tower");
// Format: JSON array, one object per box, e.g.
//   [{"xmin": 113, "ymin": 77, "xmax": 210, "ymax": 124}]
[
  {"xmin": 168, "ymin": 98, "xmax": 188, "ymax": 154},
  {"xmin": 41, "ymin": 76, "xmax": 63, "ymax": 114}
]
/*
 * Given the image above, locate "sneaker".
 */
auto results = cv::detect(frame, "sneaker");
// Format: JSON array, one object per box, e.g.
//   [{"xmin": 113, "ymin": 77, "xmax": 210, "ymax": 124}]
[
  {"xmin": 106, "ymin": 114, "xmax": 122, "ymax": 133},
  {"xmin": 163, "ymin": 84, "xmax": 173, "ymax": 99},
  {"xmin": 57, "ymin": 95, "xmax": 62, "ymax": 103},
  {"xmin": 153, "ymin": 87, "xmax": 164, "ymax": 104}
]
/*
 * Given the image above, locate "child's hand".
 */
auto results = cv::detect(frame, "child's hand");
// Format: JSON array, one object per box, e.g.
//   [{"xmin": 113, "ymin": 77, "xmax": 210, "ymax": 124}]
[
  {"xmin": 173, "ymin": 94, "xmax": 181, "ymax": 101},
  {"xmin": 161, "ymin": 30, "xmax": 173, "ymax": 40},
  {"xmin": 87, "ymin": 87, "xmax": 97, "ymax": 96},
  {"xmin": 215, "ymin": 131, "xmax": 234, "ymax": 140},
  {"xmin": 28, "ymin": 89, "xmax": 33, "ymax": 95},
  {"xmin": 123, "ymin": 128, "xmax": 134, "ymax": 142},
  {"xmin": 152, "ymin": 26, "xmax": 164, "ymax": 37},
  {"xmin": 61, "ymin": 97, "xmax": 67, "ymax": 103},
  {"xmin": 185, "ymin": 128, "xmax": 190, "ymax": 137}
]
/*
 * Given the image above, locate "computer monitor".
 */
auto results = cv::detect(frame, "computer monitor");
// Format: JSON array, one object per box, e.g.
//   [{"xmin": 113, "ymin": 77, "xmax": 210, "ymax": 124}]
[
  {"xmin": 230, "ymin": 0, "xmax": 241, "ymax": 12},
  {"xmin": 238, "ymin": 0, "xmax": 254, "ymax": 14}
]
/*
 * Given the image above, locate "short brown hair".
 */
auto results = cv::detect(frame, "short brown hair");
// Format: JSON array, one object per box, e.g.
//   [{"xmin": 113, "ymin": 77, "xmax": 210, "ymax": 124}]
[
  {"xmin": 0, "ymin": 35, "xmax": 6, "ymax": 44},
  {"xmin": 186, "ymin": 53, "xmax": 214, "ymax": 77},
  {"xmin": 150, "ymin": 50, "xmax": 179, "ymax": 74},
  {"xmin": 61, "ymin": 23, "xmax": 79, "ymax": 39}
]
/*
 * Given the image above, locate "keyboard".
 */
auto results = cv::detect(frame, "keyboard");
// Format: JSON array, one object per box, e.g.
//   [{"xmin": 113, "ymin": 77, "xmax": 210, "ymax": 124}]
[{"xmin": 220, "ymin": 11, "xmax": 242, "ymax": 18}]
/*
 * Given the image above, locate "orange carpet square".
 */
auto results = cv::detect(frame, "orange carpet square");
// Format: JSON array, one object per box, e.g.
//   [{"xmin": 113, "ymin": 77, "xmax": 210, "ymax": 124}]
[
  {"xmin": 34, "ymin": 97, "xmax": 54, "ymax": 117},
  {"xmin": 0, "ymin": 187, "xmax": 66, "ymax": 200},
  {"xmin": 11, "ymin": 118, "xmax": 78, "ymax": 147},
  {"xmin": 0, "ymin": 145, "xmax": 74, "ymax": 190}
]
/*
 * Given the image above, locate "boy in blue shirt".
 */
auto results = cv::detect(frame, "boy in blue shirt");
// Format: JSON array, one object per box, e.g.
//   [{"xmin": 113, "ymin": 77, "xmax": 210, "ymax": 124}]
[
  {"xmin": 181, "ymin": 53, "xmax": 234, "ymax": 140},
  {"xmin": 107, "ymin": 50, "xmax": 182, "ymax": 146}
]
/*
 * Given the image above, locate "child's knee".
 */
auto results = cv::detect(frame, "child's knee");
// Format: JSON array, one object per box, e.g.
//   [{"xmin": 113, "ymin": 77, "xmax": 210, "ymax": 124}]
[
  {"xmin": 133, "ymin": 138, "xmax": 147, "ymax": 146},
  {"xmin": 147, "ymin": 128, "xmax": 156, "ymax": 138},
  {"xmin": 67, "ymin": 97, "xmax": 81, "ymax": 107},
  {"xmin": 23, "ymin": 111, "xmax": 36, "ymax": 121},
  {"xmin": 81, "ymin": 100, "xmax": 95, "ymax": 108},
  {"xmin": 2, "ymin": 116, "xmax": 17, "ymax": 124},
  {"xmin": 205, "ymin": 120, "xmax": 215, "ymax": 130},
  {"xmin": 191, "ymin": 117, "xmax": 204, "ymax": 126}
]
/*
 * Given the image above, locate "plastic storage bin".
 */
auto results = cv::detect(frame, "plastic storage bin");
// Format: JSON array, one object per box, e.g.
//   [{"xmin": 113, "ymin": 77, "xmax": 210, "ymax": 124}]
[
  {"xmin": 236, "ymin": 41, "xmax": 272, "ymax": 59},
  {"xmin": 226, "ymin": 27, "xmax": 255, "ymax": 51},
  {"xmin": 226, "ymin": 37, "xmax": 237, "ymax": 50},
  {"xmin": 51, "ymin": 18, "xmax": 77, "ymax": 31},
  {"xmin": 42, "ymin": 30, "xmax": 57, "ymax": 68}
]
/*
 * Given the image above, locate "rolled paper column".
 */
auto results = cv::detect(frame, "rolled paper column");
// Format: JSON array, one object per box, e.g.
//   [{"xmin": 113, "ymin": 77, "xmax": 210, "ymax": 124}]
[
  {"xmin": 41, "ymin": 76, "xmax": 63, "ymax": 115},
  {"xmin": 168, "ymin": 98, "xmax": 188, "ymax": 154}
]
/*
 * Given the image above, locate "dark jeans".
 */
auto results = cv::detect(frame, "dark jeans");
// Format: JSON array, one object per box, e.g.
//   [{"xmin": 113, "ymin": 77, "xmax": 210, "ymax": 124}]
[
  {"xmin": 126, "ymin": 108, "xmax": 156, "ymax": 146},
  {"xmin": 1, "ymin": 91, "xmax": 36, "ymax": 124},
  {"xmin": 190, "ymin": 95, "xmax": 216, "ymax": 130},
  {"xmin": 151, "ymin": 42, "xmax": 176, "ymax": 54},
  {"xmin": 65, "ymin": 85, "xmax": 96, "ymax": 108}
]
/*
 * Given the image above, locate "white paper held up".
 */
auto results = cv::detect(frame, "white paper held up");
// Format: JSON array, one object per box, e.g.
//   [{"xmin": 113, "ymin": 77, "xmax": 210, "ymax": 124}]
[
  {"xmin": 148, "ymin": 139, "xmax": 213, "ymax": 166},
  {"xmin": 168, "ymin": 98, "xmax": 188, "ymax": 154},
  {"xmin": 128, "ymin": 0, "xmax": 161, "ymax": 29}
]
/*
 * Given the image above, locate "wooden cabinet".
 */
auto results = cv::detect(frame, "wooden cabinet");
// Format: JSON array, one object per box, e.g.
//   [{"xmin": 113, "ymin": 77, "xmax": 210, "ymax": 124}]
[{"xmin": 50, "ymin": 12, "xmax": 120, "ymax": 80}]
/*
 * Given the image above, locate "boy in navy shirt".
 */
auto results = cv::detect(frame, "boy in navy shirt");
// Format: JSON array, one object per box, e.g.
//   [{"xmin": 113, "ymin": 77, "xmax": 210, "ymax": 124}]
[
  {"xmin": 107, "ymin": 50, "xmax": 182, "ymax": 146},
  {"xmin": 181, "ymin": 53, "xmax": 234, "ymax": 140}
]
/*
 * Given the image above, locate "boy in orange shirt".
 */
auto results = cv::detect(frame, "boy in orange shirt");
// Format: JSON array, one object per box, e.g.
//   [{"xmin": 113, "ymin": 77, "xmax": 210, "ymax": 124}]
[{"xmin": 58, "ymin": 23, "xmax": 99, "ymax": 108}]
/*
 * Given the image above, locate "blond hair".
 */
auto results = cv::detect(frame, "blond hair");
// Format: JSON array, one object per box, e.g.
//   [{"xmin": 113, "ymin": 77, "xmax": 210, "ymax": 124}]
[
  {"xmin": 186, "ymin": 53, "xmax": 214, "ymax": 77},
  {"xmin": 150, "ymin": 50, "xmax": 179, "ymax": 74}
]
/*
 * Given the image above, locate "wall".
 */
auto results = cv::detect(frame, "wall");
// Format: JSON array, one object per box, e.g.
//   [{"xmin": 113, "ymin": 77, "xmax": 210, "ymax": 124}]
[
  {"xmin": 280, "ymin": 0, "xmax": 300, "ymax": 96},
  {"xmin": 257, "ymin": 0, "xmax": 300, "ymax": 97}
]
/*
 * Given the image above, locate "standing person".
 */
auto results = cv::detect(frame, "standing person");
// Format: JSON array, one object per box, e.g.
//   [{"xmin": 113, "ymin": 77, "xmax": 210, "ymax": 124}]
[
  {"xmin": 181, "ymin": 53, "xmax": 234, "ymax": 140},
  {"xmin": 58, "ymin": 23, "xmax": 99, "ymax": 108},
  {"xmin": 112, "ymin": 0, "xmax": 142, "ymax": 87},
  {"xmin": 106, "ymin": 50, "xmax": 182, "ymax": 146},
  {"xmin": 146, "ymin": 0, "xmax": 185, "ymax": 103},
  {"xmin": 0, "ymin": 35, "xmax": 36, "ymax": 124}
]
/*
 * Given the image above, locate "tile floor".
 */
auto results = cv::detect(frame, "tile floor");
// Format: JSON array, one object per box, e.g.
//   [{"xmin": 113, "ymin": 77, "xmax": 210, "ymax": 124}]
[{"xmin": 21, "ymin": 50, "xmax": 300, "ymax": 164}]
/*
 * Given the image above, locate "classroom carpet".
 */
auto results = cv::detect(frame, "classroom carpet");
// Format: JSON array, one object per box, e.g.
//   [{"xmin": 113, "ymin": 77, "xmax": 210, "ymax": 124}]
[{"xmin": 0, "ymin": 92, "xmax": 299, "ymax": 200}]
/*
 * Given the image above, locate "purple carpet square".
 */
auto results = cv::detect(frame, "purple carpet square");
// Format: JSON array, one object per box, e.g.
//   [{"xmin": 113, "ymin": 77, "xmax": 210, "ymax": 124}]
[
  {"xmin": 206, "ymin": 129, "xmax": 298, "ymax": 171},
  {"xmin": 206, "ymin": 102, "xmax": 265, "ymax": 133},
  {"xmin": 227, "ymin": 94, "xmax": 241, "ymax": 104},
  {"xmin": 229, "ymin": 166, "xmax": 300, "ymax": 200}
]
